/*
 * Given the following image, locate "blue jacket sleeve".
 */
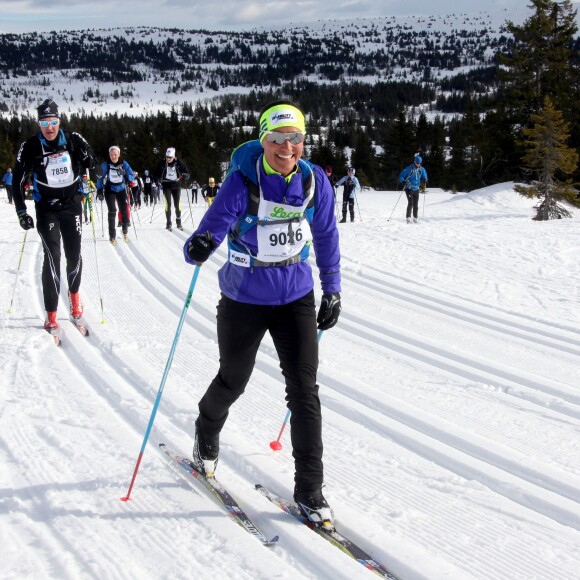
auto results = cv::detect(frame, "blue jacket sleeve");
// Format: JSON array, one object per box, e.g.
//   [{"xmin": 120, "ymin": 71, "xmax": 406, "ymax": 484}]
[
  {"xmin": 399, "ymin": 166, "xmax": 411, "ymax": 183},
  {"xmin": 123, "ymin": 161, "xmax": 135, "ymax": 184}
]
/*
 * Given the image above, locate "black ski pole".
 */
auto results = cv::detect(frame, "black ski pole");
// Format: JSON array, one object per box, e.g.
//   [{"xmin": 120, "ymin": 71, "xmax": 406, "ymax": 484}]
[
  {"xmin": 185, "ymin": 185, "xmax": 194, "ymax": 227},
  {"xmin": 355, "ymin": 190, "xmax": 363, "ymax": 222},
  {"xmin": 8, "ymin": 231, "xmax": 28, "ymax": 315},
  {"xmin": 149, "ymin": 192, "xmax": 156, "ymax": 224},
  {"xmin": 388, "ymin": 183, "xmax": 404, "ymax": 222}
]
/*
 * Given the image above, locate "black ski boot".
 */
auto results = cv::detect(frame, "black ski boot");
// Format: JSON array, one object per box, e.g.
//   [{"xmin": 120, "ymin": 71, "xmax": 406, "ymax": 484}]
[
  {"xmin": 294, "ymin": 487, "xmax": 335, "ymax": 530},
  {"xmin": 192, "ymin": 418, "xmax": 219, "ymax": 477}
]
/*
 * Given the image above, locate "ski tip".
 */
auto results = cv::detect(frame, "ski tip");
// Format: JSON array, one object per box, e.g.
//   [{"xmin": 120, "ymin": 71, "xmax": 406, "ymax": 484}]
[
  {"xmin": 159, "ymin": 443, "xmax": 166, "ymax": 449},
  {"xmin": 255, "ymin": 484, "xmax": 263, "ymax": 490},
  {"xmin": 267, "ymin": 535, "xmax": 280, "ymax": 545}
]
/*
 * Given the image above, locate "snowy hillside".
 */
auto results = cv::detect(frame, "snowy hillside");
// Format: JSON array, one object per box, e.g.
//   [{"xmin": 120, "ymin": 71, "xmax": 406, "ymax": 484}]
[
  {"xmin": 1, "ymin": 184, "xmax": 580, "ymax": 579},
  {"xmin": 0, "ymin": 9, "xmax": 530, "ymax": 119}
]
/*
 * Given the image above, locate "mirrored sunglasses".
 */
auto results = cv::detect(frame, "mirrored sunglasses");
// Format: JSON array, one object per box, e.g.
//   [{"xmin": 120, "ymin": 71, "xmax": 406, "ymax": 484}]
[
  {"xmin": 39, "ymin": 119, "xmax": 59, "ymax": 127},
  {"xmin": 263, "ymin": 131, "xmax": 305, "ymax": 145}
]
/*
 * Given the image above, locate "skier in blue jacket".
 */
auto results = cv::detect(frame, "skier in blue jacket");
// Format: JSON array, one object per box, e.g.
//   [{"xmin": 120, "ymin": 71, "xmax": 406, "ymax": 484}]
[
  {"xmin": 96, "ymin": 146, "xmax": 138, "ymax": 244},
  {"xmin": 2, "ymin": 168, "xmax": 13, "ymax": 204},
  {"xmin": 399, "ymin": 155, "xmax": 428, "ymax": 223},
  {"xmin": 183, "ymin": 100, "xmax": 341, "ymax": 530}
]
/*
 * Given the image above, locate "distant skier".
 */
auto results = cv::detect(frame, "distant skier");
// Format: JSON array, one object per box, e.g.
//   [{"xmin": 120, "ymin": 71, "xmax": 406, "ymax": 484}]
[
  {"xmin": 96, "ymin": 145, "xmax": 138, "ymax": 244},
  {"xmin": 143, "ymin": 170, "xmax": 153, "ymax": 205},
  {"xmin": 335, "ymin": 167, "xmax": 360, "ymax": 223},
  {"xmin": 191, "ymin": 179, "xmax": 200, "ymax": 204},
  {"xmin": 154, "ymin": 147, "xmax": 189, "ymax": 231},
  {"xmin": 133, "ymin": 171, "xmax": 144, "ymax": 209},
  {"xmin": 12, "ymin": 98, "xmax": 97, "ymax": 330},
  {"xmin": 399, "ymin": 155, "xmax": 428, "ymax": 224},
  {"xmin": 324, "ymin": 165, "xmax": 337, "ymax": 199},
  {"xmin": 2, "ymin": 168, "xmax": 13, "ymax": 204},
  {"xmin": 81, "ymin": 174, "xmax": 96, "ymax": 225},
  {"xmin": 201, "ymin": 177, "xmax": 219, "ymax": 206}
]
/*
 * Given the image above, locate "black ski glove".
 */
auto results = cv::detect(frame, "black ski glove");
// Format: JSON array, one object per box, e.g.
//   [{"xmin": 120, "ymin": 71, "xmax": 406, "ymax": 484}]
[
  {"xmin": 18, "ymin": 212, "xmax": 35, "ymax": 230},
  {"xmin": 96, "ymin": 190, "xmax": 104, "ymax": 201},
  {"xmin": 182, "ymin": 173, "xmax": 190, "ymax": 180},
  {"xmin": 185, "ymin": 230, "xmax": 216, "ymax": 264},
  {"xmin": 317, "ymin": 292, "xmax": 341, "ymax": 330}
]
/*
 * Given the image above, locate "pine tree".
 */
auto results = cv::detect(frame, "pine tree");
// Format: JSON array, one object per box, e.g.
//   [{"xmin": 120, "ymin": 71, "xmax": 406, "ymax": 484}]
[
  {"xmin": 514, "ymin": 96, "xmax": 579, "ymax": 220},
  {"xmin": 501, "ymin": 0, "xmax": 578, "ymax": 119},
  {"xmin": 350, "ymin": 130, "xmax": 377, "ymax": 186},
  {"xmin": 380, "ymin": 106, "xmax": 416, "ymax": 189},
  {"xmin": 0, "ymin": 133, "xmax": 15, "ymax": 173}
]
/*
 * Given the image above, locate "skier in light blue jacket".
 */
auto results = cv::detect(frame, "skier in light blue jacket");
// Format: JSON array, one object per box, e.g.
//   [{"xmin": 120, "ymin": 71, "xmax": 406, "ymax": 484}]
[{"xmin": 399, "ymin": 155, "xmax": 428, "ymax": 223}]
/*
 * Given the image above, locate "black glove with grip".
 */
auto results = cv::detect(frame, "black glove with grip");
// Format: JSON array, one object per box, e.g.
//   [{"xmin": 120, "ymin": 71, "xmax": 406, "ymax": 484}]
[
  {"xmin": 317, "ymin": 292, "xmax": 341, "ymax": 330},
  {"xmin": 185, "ymin": 230, "xmax": 216, "ymax": 264},
  {"xmin": 96, "ymin": 190, "xmax": 104, "ymax": 201},
  {"xmin": 18, "ymin": 213, "xmax": 35, "ymax": 230}
]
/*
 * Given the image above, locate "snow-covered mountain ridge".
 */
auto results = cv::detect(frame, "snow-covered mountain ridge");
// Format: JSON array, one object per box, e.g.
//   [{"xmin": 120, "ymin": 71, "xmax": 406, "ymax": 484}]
[{"xmin": 0, "ymin": 9, "xmax": 533, "ymax": 118}]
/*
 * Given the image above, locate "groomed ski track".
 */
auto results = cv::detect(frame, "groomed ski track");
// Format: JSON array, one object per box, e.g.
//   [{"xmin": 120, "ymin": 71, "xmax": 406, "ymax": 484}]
[{"xmin": 1, "ymin": 189, "xmax": 579, "ymax": 580}]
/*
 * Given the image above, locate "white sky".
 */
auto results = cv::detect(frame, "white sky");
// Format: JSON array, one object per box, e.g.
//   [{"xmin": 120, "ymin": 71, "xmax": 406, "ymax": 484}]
[{"xmin": 0, "ymin": 0, "xmax": 550, "ymax": 34}]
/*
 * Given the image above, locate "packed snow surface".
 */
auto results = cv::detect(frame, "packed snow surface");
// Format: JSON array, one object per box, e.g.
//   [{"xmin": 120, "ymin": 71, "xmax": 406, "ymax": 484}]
[{"xmin": 1, "ymin": 184, "xmax": 579, "ymax": 579}]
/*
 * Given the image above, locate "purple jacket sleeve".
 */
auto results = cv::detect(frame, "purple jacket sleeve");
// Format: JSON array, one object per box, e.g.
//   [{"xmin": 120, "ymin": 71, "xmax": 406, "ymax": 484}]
[
  {"xmin": 310, "ymin": 166, "xmax": 341, "ymax": 294},
  {"xmin": 183, "ymin": 172, "xmax": 246, "ymax": 264}
]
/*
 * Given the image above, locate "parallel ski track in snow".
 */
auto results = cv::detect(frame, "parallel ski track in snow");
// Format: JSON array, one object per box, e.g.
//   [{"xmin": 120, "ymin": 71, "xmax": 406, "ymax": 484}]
[
  {"xmin": 22, "ymin": 225, "xmax": 347, "ymax": 580},
  {"xmin": 9, "ymin": 197, "xmax": 579, "ymax": 580},
  {"xmin": 100, "ymin": 229, "xmax": 580, "ymax": 536},
  {"xmin": 334, "ymin": 254, "xmax": 580, "ymax": 413}
]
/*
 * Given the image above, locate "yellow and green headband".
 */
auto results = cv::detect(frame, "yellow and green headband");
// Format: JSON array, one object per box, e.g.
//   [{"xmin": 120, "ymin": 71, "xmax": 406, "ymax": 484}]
[{"xmin": 259, "ymin": 104, "xmax": 306, "ymax": 142}]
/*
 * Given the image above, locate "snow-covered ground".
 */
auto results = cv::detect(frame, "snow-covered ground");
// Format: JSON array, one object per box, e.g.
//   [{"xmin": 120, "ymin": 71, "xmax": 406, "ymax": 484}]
[{"xmin": 1, "ymin": 184, "xmax": 579, "ymax": 579}]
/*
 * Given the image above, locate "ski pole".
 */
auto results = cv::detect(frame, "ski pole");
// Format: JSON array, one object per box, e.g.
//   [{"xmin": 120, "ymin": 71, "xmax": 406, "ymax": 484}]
[
  {"xmin": 121, "ymin": 265, "xmax": 202, "ymax": 501},
  {"xmin": 387, "ymin": 184, "xmax": 404, "ymax": 222},
  {"xmin": 186, "ymin": 186, "xmax": 194, "ymax": 227},
  {"xmin": 100, "ymin": 198, "xmax": 104, "ymax": 238},
  {"xmin": 125, "ymin": 186, "xmax": 138, "ymax": 240},
  {"xmin": 8, "ymin": 231, "xmax": 28, "ymax": 314},
  {"xmin": 269, "ymin": 329, "xmax": 324, "ymax": 451},
  {"xmin": 131, "ymin": 208, "xmax": 138, "ymax": 240},
  {"xmin": 88, "ymin": 194, "xmax": 106, "ymax": 324},
  {"xmin": 422, "ymin": 189, "xmax": 427, "ymax": 221},
  {"xmin": 149, "ymin": 195, "xmax": 156, "ymax": 224},
  {"xmin": 134, "ymin": 203, "xmax": 142, "ymax": 226},
  {"xmin": 91, "ymin": 188, "xmax": 98, "ymax": 222},
  {"xmin": 355, "ymin": 191, "xmax": 363, "ymax": 222}
]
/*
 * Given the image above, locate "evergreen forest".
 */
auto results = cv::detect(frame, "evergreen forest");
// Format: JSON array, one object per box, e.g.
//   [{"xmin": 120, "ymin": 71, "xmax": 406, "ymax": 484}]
[{"xmin": 0, "ymin": 0, "xmax": 578, "ymax": 198}]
